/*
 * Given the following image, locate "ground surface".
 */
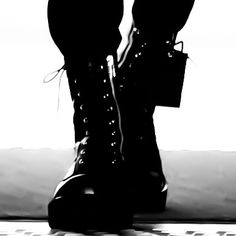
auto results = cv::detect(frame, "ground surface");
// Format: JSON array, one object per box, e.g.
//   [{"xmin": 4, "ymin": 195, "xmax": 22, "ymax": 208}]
[
  {"xmin": 1, "ymin": 149, "xmax": 236, "ymax": 221},
  {"xmin": 1, "ymin": 221, "xmax": 236, "ymax": 236}
]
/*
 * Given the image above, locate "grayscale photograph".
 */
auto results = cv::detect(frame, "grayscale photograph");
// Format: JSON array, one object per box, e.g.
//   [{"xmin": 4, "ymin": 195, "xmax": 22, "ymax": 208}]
[{"xmin": 0, "ymin": 0, "xmax": 236, "ymax": 235}]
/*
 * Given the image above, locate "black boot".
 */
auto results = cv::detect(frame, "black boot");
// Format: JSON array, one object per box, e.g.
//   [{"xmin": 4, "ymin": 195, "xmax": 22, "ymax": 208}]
[
  {"xmin": 123, "ymin": 103, "xmax": 168, "ymax": 213},
  {"xmin": 48, "ymin": 56, "xmax": 133, "ymax": 233},
  {"xmin": 116, "ymin": 56, "xmax": 168, "ymax": 213}
]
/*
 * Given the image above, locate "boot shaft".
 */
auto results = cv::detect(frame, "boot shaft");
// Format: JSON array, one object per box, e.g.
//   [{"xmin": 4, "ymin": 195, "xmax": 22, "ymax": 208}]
[{"xmin": 66, "ymin": 55, "xmax": 124, "ymax": 167}]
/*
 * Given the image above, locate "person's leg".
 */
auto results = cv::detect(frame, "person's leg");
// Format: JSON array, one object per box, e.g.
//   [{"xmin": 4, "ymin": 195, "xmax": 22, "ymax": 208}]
[
  {"xmin": 121, "ymin": 0, "xmax": 195, "ymax": 212},
  {"xmin": 132, "ymin": 0, "xmax": 195, "ymax": 38},
  {"xmin": 47, "ymin": 0, "xmax": 123, "ymax": 58},
  {"xmin": 47, "ymin": 0, "xmax": 133, "ymax": 232}
]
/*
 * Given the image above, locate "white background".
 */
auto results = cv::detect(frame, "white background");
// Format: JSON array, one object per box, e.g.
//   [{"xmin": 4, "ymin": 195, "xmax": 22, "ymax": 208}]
[{"xmin": 0, "ymin": 0, "xmax": 236, "ymax": 150}]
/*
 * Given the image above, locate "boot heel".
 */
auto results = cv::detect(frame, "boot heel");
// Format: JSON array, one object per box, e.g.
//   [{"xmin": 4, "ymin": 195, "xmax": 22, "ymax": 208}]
[
  {"xmin": 133, "ymin": 183, "xmax": 168, "ymax": 213},
  {"xmin": 157, "ymin": 184, "xmax": 168, "ymax": 212}
]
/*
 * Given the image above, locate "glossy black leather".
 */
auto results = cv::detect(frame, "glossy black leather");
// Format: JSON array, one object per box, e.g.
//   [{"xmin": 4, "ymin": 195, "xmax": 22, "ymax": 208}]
[
  {"xmin": 115, "ymin": 69, "xmax": 168, "ymax": 212},
  {"xmin": 48, "ymin": 139, "xmax": 132, "ymax": 233},
  {"xmin": 48, "ymin": 59, "xmax": 133, "ymax": 233},
  {"xmin": 48, "ymin": 179, "xmax": 132, "ymax": 233}
]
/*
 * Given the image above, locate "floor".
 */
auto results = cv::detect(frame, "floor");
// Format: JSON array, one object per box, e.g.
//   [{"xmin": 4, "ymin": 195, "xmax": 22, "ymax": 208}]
[
  {"xmin": 2, "ymin": 150, "xmax": 236, "ymax": 221},
  {"xmin": 1, "ymin": 221, "xmax": 236, "ymax": 236}
]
